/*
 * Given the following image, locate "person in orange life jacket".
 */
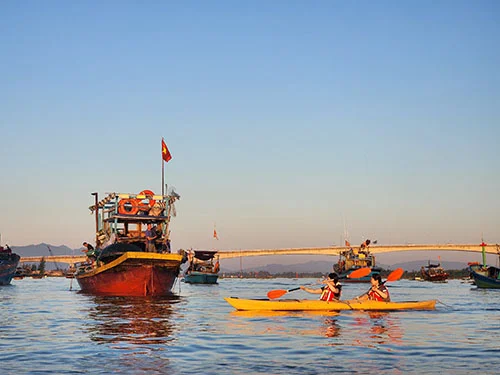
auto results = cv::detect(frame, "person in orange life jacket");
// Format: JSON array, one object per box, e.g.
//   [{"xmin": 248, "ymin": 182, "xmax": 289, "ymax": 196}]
[
  {"xmin": 357, "ymin": 274, "xmax": 390, "ymax": 302},
  {"xmin": 300, "ymin": 273, "xmax": 342, "ymax": 301}
]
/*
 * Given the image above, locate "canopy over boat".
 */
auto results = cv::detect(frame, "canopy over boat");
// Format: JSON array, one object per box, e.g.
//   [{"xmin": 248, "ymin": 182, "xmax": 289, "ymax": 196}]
[
  {"xmin": 192, "ymin": 250, "xmax": 218, "ymax": 261},
  {"xmin": 224, "ymin": 297, "xmax": 437, "ymax": 312}
]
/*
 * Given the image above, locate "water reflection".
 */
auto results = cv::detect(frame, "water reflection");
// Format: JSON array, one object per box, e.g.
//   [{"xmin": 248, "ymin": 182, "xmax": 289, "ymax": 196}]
[
  {"xmin": 350, "ymin": 311, "xmax": 403, "ymax": 346},
  {"xmin": 322, "ymin": 317, "xmax": 341, "ymax": 338},
  {"xmin": 84, "ymin": 295, "xmax": 181, "ymax": 345}
]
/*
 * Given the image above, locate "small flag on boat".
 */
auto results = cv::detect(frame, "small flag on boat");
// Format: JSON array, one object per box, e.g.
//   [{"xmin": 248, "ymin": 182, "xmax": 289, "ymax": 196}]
[
  {"xmin": 162, "ymin": 139, "xmax": 172, "ymax": 163},
  {"xmin": 213, "ymin": 228, "xmax": 219, "ymax": 240},
  {"xmin": 345, "ymin": 240, "xmax": 351, "ymax": 247}
]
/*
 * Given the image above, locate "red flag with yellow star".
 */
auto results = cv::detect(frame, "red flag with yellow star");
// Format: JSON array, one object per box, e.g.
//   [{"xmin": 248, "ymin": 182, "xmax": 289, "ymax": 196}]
[{"xmin": 162, "ymin": 139, "xmax": 172, "ymax": 162}]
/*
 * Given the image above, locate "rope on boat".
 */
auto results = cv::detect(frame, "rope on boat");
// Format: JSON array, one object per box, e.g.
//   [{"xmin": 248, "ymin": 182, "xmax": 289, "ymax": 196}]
[{"xmin": 436, "ymin": 299, "xmax": 453, "ymax": 309}]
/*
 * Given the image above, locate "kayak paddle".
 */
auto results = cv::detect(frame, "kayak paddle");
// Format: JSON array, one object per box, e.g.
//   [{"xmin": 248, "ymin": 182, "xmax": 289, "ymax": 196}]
[
  {"xmin": 347, "ymin": 267, "xmax": 372, "ymax": 279},
  {"xmin": 385, "ymin": 267, "xmax": 404, "ymax": 282},
  {"xmin": 267, "ymin": 286, "xmax": 302, "ymax": 300},
  {"xmin": 266, "ymin": 267, "xmax": 372, "ymax": 300}
]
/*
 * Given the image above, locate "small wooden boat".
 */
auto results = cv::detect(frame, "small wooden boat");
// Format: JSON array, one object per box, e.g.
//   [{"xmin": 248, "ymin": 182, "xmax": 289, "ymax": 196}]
[
  {"xmin": 224, "ymin": 297, "xmax": 437, "ymax": 311},
  {"xmin": 76, "ymin": 187, "xmax": 186, "ymax": 297},
  {"xmin": 0, "ymin": 244, "xmax": 20, "ymax": 285},
  {"xmin": 420, "ymin": 261, "xmax": 449, "ymax": 282},
  {"xmin": 183, "ymin": 250, "xmax": 219, "ymax": 284}
]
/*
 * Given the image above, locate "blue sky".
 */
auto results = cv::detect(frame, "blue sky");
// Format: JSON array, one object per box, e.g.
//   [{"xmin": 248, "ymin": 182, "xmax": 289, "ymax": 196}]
[{"xmin": 1, "ymin": 1, "xmax": 499, "ymax": 260}]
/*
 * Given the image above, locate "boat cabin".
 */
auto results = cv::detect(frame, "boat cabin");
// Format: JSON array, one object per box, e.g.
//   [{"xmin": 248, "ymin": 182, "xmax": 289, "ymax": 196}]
[
  {"xmin": 88, "ymin": 190, "xmax": 179, "ymax": 256},
  {"xmin": 186, "ymin": 250, "xmax": 219, "ymax": 273}
]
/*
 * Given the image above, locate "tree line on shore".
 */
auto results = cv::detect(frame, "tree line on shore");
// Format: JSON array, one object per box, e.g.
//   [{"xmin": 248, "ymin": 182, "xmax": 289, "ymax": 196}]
[{"xmin": 220, "ymin": 267, "xmax": 471, "ymax": 279}]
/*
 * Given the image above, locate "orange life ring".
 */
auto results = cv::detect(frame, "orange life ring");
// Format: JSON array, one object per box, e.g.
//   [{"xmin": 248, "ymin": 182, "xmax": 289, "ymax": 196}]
[
  {"xmin": 118, "ymin": 198, "xmax": 139, "ymax": 215},
  {"xmin": 138, "ymin": 189, "xmax": 156, "ymax": 210}
]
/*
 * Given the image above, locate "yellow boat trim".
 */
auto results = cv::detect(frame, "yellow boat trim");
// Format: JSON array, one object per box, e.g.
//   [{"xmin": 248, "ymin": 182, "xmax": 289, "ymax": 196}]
[{"xmin": 77, "ymin": 252, "xmax": 183, "ymax": 279}]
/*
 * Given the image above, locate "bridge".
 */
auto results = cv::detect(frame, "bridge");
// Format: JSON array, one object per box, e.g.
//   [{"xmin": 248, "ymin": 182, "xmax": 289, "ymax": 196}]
[{"xmin": 19, "ymin": 243, "xmax": 499, "ymax": 266}]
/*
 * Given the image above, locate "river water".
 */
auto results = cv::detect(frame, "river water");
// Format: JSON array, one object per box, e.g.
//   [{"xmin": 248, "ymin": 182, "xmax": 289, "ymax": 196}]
[{"xmin": 1, "ymin": 277, "xmax": 499, "ymax": 374}]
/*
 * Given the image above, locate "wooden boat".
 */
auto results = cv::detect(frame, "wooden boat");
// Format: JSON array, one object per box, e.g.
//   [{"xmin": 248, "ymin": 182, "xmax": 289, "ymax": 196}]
[
  {"xmin": 420, "ymin": 261, "xmax": 449, "ymax": 282},
  {"xmin": 333, "ymin": 240, "xmax": 382, "ymax": 282},
  {"xmin": 183, "ymin": 250, "xmax": 219, "ymax": 284},
  {"xmin": 224, "ymin": 297, "xmax": 436, "ymax": 311},
  {"xmin": 467, "ymin": 241, "xmax": 500, "ymax": 289},
  {"xmin": 469, "ymin": 263, "xmax": 500, "ymax": 289},
  {"xmin": 0, "ymin": 244, "xmax": 20, "ymax": 285},
  {"xmin": 75, "ymin": 189, "xmax": 186, "ymax": 296}
]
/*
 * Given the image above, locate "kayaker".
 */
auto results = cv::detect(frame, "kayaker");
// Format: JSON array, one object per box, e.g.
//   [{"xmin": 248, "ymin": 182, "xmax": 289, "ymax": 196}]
[
  {"xmin": 300, "ymin": 272, "xmax": 342, "ymax": 301},
  {"xmin": 357, "ymin": 274, "xmax": 390, "ymax": 302}
]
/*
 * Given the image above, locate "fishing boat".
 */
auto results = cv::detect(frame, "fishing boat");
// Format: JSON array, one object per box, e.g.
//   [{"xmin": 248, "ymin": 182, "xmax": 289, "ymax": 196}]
[
  {"xmin": 183, "ymin": 250, "xmax": 219, "ymax": 284},
  {"xmin": 0, "ymin": 243, "xmax": 20, "ymax": 285},
  {"xmin": 224, "ymin": 297, "xmax": 436, "ymax": 311},
  {"xmin": 75, "ymin": 189, "xmax": 186, "ymax": 296},
  {"xmin": 469, "ymin": 264, "xmax": 500, "ymax": 289},
  {"xmin": 333, "ymin": 240, "xmax": 382, "ymax": 282},
  {"xmin": 420, "ymin": 261, "xmax": 449, "ymax": 282},
  {"xmin": 468, "ymin": 241, "xmax": 500, "ymax": 289}
]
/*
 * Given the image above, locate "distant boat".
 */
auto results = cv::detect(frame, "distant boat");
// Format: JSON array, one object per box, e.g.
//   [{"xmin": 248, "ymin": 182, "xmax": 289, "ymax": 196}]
[
  {"xmin": 183, "ymin": 250, "xmax": 219, "ymax": 284},
  {"xmin": 0, "ymin": 244, "xmax": 20, "ymax": 285},
  {"xmin": 420, "ymin": 261, "xmax": 449, "ymax": 282},
  {"xmin": 469, "ymin": 263, "xmax": 500, "ymax": 289},
  {"xmin": 75, "ymin": 188, "xmax": 186, "ymax": 296},
  {"xmin": 333, "ymin": 240, "xmax": 381, "ymax": 282},
  {"xmin": 467, "ymin": 241, "xmax": 500, "ymax": 289}
]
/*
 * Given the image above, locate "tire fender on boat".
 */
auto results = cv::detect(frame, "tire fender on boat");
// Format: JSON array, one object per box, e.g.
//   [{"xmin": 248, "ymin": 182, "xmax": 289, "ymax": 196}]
[{"xmin": 118, "ymin": 198, "xmax": 140, "ymax": 215}]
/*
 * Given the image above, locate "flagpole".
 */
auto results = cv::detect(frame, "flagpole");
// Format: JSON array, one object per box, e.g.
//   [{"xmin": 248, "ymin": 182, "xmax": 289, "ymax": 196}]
[{"xmin": 162, "ymin": 138, "xmax": 165, "ymax": 196}]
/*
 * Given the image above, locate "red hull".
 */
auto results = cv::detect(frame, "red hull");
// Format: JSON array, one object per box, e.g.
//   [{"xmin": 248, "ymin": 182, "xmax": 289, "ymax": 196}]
[{"xmin": 76, "ymin": 252, "xmax": 182, "ymax": 297}]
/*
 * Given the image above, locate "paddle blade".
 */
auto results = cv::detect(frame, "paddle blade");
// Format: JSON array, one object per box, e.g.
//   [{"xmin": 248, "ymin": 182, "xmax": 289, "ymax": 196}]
[
  {"xmin": 348, "ymin": 267, "xmax": 371, "ymax": 279},
  {"xmin": 267, "ymin": 289, "xmax": 288, "ymax": 300},
  {"xmin": 387, "ymin": 268, "xmax": 404, "ymax": 282}
]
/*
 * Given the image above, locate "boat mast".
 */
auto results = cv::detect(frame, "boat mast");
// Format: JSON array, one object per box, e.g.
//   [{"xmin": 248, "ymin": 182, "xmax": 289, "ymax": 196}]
[
  {"xmin": 91, "ymin": 192, "xmax": 99, "ymax": 246},
  {"xmin": 481, "ymin": 235, "xmax": 487, "ymax": 268}
]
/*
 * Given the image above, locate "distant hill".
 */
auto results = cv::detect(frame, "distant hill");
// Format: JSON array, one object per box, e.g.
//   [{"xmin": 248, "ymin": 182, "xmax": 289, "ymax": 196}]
[{"xmin": 10, "ymin": 243, "xmax": 77, "ymax": 257}]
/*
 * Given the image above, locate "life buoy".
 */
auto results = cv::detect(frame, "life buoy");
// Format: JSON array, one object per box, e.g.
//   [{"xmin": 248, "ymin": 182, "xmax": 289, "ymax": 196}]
[
  {"xmin": 118, "ymin": 198, "xmax": 139, "ymax": 215},
  {"xmin": 138, "ymin": 189, "xmax": 156, "ymax": 211}
]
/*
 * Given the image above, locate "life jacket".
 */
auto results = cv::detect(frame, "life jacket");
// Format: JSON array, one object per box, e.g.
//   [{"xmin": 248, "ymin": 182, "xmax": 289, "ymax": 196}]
[
  {"xmin": 320, "ymin": 282, "xmax": 342, "ymax": 301},
  {"xmin": 368, "ymin": 284, "xmax": 390, "ymax": 302}
]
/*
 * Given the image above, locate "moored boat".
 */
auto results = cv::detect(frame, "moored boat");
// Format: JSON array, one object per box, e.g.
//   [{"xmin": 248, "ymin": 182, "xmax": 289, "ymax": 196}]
[
  {"xmin": 0, "ymin": 244, "xmax": 20, "ymax": 285},
  {"xmin": 420, "ymin": 261, "xmax": 449, "ymax": 282},
  {"xmin": 468, "ymin": 241, "xmax": 500, "ymax": 289},
  {"xmin": 75, "ymin": 188, "xmax": 186, "ymax": 296},
  {"xmin": 224, "ymin": 297, "xmax": 436, "ymax": 311},
  {"xmin": 183, "ymin": 250, "xmax": 219, "ymax": 284},
  {"xmin": 469, "ymin": 263, "xmax": 500, "ymax": 289},
  {"xmin": 333, "ymin": 240, "xmax": 382, "ymax": 282}
]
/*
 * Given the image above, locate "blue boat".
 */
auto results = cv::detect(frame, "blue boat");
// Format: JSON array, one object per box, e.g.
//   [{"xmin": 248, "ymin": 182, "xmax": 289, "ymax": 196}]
[
  {"xmin": 468, "ymin": 241, "xmax": 500, "ymax": 289},
  {"xmin": 0, "ymin": 244, "xmax": 20, "ymax": 286},
  {"xmin": 183, "ymin": 250, "xmax": 219, "ymax": 284},
  {"xmin": 469, "ymin": 263, "xmax": 500, "ymax": 289}
]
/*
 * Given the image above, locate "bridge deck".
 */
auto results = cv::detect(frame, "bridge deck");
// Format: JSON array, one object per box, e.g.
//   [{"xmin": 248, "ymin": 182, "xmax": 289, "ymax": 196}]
[{"xmin": 19, "ymin": 244, "xmax": 499, "ymax": 265}]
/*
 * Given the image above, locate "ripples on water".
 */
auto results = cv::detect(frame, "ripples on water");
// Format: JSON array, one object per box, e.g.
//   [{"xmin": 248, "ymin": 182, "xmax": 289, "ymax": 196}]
[{"xmin": 1, "ymin": 277, "xmax": 499, "ymax": 374}]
